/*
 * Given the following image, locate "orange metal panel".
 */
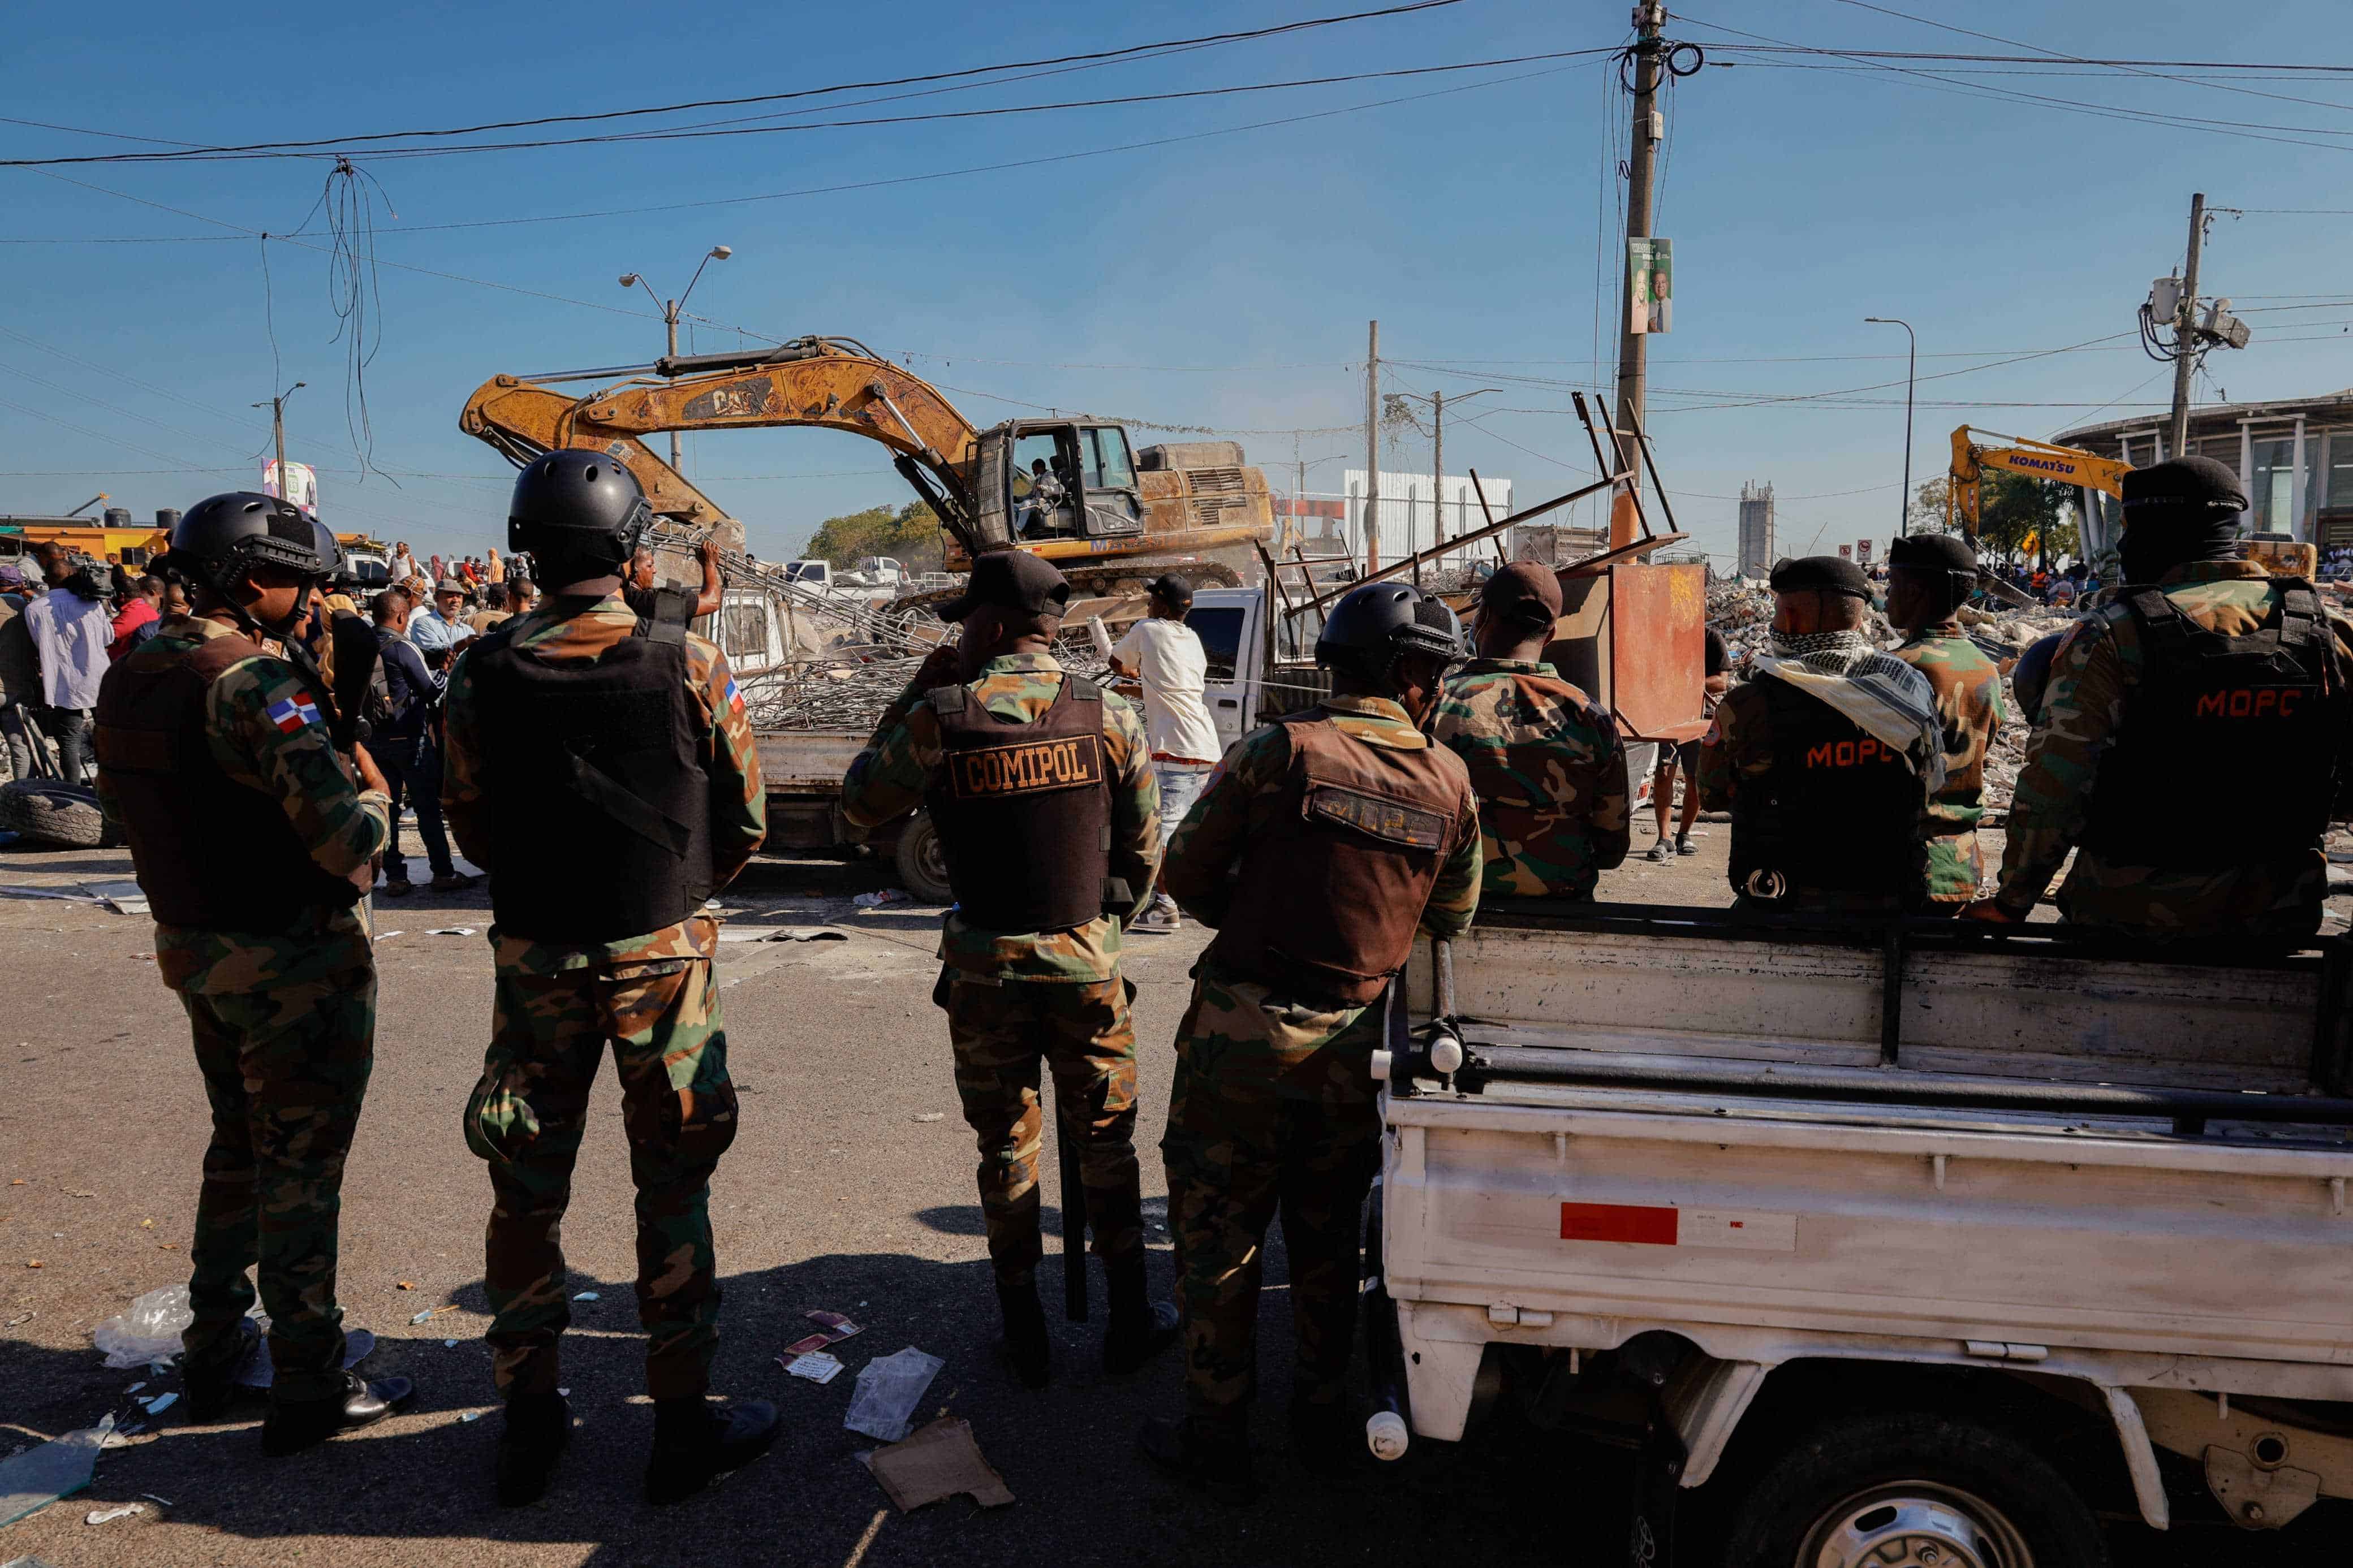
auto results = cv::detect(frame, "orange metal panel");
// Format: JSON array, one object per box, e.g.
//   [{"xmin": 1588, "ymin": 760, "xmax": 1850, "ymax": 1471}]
[{"xmin": 1608, "ymin": 561, "xmax": 1709, "ymax": 743}]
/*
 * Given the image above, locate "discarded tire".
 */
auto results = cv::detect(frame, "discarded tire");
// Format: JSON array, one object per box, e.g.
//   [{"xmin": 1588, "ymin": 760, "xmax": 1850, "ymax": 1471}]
[{"xmin": 0, "ymin": 780, "xmax": 121, "ymax": 849}]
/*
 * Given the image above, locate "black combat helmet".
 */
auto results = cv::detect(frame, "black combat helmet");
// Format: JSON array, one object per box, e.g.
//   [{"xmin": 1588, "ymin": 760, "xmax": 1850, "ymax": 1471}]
[
  {"xmin": 308, "ymin": 517, "xmax": 350, "ymax": 588},
  {"xmin": 2011, "ymin": 628, "xmax": 2071, "ymax": 728},
  {"xmin": 1316, "ymin": 581, "xmax": 1466, "ymax": 690},
  {"xmin": 162, "ymin": 492, "xmax": 335, "ymax": 633},
  {"xmin": 507, "ymin": 450, "xmax": 652, "ymax": 574}
]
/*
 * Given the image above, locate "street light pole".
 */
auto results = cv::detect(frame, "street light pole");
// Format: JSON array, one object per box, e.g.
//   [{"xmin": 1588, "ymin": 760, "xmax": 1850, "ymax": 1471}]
[
  {"xmin": 620, "ymin": 245, "xmax": 732, "ymax": 474},
  {"xmin": 1389, "ymin": 387, "xmax": 1503, "ymax": 577},
  {"xmin": 1864, "ymin": 317, "xmax": 1916, "ymax": 538}
]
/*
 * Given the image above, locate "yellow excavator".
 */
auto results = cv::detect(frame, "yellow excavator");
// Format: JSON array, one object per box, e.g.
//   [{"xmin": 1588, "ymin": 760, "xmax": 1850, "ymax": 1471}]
[
  {"xmin": 460, "ymin": 335, "xmax": 1275, "ymax": 607},
  {"xmin": 1947, "ymin": 425, "xmax": 2316, "ymax": 576}
]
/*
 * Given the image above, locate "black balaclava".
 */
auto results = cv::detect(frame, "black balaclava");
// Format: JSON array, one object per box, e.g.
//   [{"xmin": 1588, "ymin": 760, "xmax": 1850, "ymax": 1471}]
[{"xmin": 2118, "ymin": 455, "xmax": 2246, "ymax": 584}]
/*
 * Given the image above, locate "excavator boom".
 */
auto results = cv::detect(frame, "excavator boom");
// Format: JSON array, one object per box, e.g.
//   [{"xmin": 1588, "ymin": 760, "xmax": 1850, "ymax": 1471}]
[
  {"xmin": 460, "ymin": 336, "xmax": 1272, "ymax": 586},
  {"xmin": 1946, "ymin": 425, "xmax": 2130, "ymax": 541}
]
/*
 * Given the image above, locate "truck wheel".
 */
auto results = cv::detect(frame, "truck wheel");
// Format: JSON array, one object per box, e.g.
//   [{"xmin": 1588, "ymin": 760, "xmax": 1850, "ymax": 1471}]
[
  {"xmin": 892, "ymin": 810, "xmax": 954, "ymax": 905},
  {"xmin": 1722, "ymin": 1413, "xmax": 2109, "ymax": 1568}
]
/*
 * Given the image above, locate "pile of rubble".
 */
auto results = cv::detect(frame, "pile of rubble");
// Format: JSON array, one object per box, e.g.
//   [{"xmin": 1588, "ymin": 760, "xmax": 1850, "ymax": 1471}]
[{"xmin": 736, "ymin": 632, "xmax": 1113, "ymax": 733}]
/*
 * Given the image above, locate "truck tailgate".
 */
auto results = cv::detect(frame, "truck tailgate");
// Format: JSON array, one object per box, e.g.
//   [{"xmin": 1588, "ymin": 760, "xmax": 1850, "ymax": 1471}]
[
  {"xmin": 1384, "ymin": 1088, "xmax": 2353, "ymax": 1369},
  {"xmin": 757, "ymin": 730, "xmax": 866, "ymax": 793}
]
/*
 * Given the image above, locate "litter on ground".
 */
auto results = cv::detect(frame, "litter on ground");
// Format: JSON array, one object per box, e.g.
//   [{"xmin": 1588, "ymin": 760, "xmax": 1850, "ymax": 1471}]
[
  {"xmin": 859, "ymin": 1418, "xmax": 1014, "ymax": 1512},
  {"xmin": 843, "ymin": 1347, "xmax": 944, "ymax": 1444},
  {"xmin": 0, "ymin": 1414, "xmax": 114, "ymax": 1529}
]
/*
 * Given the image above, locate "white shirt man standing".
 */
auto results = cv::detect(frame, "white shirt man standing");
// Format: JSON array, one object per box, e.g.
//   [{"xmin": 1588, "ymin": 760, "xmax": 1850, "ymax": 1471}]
[{"xmin": 1108, "ymin": 573, "xmax": 1222, "ymax": 932}]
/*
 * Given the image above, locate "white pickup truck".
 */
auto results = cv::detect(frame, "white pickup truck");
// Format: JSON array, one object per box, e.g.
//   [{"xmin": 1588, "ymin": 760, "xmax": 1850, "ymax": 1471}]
[{"xmin": 1369, "ymin": 903, "xmax": 2353, "ymax": 1563}]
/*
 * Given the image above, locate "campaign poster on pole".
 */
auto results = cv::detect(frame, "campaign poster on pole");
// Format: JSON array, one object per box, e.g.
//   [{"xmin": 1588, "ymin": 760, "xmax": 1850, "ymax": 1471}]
[
  {"xmin": 264, "ymin": 460, "xmax": 318, "ymax": 517},
  {"xmin": 1628, "ymin": 238, "xmax": 1673, "ymax": 335}
]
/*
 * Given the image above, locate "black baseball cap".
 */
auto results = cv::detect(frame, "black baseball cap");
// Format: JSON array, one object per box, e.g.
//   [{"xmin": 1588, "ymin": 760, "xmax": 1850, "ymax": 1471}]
[
  {"xmin": 1146, "ymin": 572, "xmax": 1193, "ymax": 607},
  {"xmin": 1769, "ymin": 555, "xmax": 1874, "ymax": 601},
  {"xmin": 937, "ymin": 549, "xmax": 1071, "ymax": 623}
]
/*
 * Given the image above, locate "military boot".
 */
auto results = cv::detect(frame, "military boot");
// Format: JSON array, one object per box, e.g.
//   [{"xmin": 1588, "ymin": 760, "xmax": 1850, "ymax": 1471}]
[
  {"xmin": 260, "ymin": 1370, "xmax": 413, "ymax": 1457},
  {"xmin": 1137, "ymin": 1415, "xmax": 1259, "ymax": 1505},
  {"xmin": 494, "ymin": 1390, "xmax": 571, "ymax": 1506},
  {"xmin": 644, "ymin": 1397, "xmax": 780, "ymax": 1506},
  {"xmin": 1288, "ymin": 1395, "xmax": 1364, "ymax": 1480},
  {"xmin": 996, "ymin": 1277, "xmax": 1051, "ymax": 1389},
  {"xmin": 183, "ymin": 1318, "xmax": 262, "ymax": 1422},
  {"xmin": 1102, "ymin": 1255, "xmax": 1180, "ymax": 1375}
]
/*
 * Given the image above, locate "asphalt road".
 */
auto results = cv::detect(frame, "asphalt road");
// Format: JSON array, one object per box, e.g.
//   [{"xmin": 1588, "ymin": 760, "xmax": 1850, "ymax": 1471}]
[{"xmin": 0, "ymin": 818, "xmax": 2337, "ymax": 1566}]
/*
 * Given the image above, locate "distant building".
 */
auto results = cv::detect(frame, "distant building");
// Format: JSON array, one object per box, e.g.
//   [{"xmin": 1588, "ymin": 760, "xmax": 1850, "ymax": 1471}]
[
  {"xmin": 1738, "ymin": 481, "xmax": 1776, "ymax": 578},
  {"xmin": 2055, "ymin": 391, "xmax": 2353, "ymax": 550}
]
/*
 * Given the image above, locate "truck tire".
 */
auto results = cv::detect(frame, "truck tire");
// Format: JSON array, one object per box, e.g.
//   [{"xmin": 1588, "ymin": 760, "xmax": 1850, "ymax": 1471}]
[
  {"xmin": 1721, "ymin": 1412, "xmax": 2109, "ymax": 1568},
  {"xmin": 0, "ymin": 780, "xmax": 120, "ymax": 849},
  {"xmin": 892, "ymin": 809, "xmax": 954, "ymax": 905}
]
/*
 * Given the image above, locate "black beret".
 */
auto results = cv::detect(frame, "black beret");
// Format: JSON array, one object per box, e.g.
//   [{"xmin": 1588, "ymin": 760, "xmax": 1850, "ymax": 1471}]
[
  {"xmin": 1768, "ymin": 555, "xmax": 1873, "ymax": 601},
  {"xmin": 1886, "ymin": 533, "xmax": 1977, "ymax": 573},
  {"xmin": 2121, "ymin": 455, "xmax": 2245, "ymax": 514}
]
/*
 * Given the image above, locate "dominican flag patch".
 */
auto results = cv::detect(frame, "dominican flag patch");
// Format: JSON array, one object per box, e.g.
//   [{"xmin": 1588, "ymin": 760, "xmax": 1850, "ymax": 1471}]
[
  {"xmin": 266, "ymin": 694, "xmax": 322, "ymax": 734},
  {"xmin": 724, "ymin": 678, "xmax": 744, "ymax": 715}
]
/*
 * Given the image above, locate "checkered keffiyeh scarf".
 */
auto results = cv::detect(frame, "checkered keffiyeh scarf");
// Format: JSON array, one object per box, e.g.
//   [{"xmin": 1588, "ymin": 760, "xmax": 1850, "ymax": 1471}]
[{"xmin": 1750, "ymin": 629, "xmax": 1947, "ymax": 789}]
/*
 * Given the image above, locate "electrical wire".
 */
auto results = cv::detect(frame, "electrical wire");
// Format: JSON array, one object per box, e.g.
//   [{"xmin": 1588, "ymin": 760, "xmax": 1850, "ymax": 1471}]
[
  {"xmin": 2, "ymin": 46, "xmax": 1605, "ymax": 168},
  {"xmin": 0, "ymin": 2, "xmax": 1461, "ymax": 164},
  {"xmin": 1679, "ymin": 14, "xmax": 2353, "ymax": 157},
  {"xmin": 8, "ymin": 60, "xmax": 1585, "ymax": 247},
  {"xmin": 1820, "ymin": 0, "xmax": 2353, "ymax": 118}
]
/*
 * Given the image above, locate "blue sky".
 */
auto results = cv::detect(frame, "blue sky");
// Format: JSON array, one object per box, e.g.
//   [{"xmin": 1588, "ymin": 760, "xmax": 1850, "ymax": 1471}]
[{"xmin": 6, "ymin": 0, "xmax": 2352, "ymax": 566}]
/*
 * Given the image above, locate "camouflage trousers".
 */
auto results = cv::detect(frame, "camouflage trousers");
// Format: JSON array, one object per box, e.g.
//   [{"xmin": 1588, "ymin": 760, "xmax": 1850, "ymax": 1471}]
[
  {"xmin": 464, "ymin": 953, "xmax": 738, "ymax": 1400},
  {"xmin": 940, "ymin": 970, "xmax": 1145, "ymax": 1289},
  {"xmin": 180, "ymin": 969, "xmax": 376, "ymax": 1404},
  {"xmin": 1161, "ymin": 970, "xmax": 1383, "ymax": 1433}
]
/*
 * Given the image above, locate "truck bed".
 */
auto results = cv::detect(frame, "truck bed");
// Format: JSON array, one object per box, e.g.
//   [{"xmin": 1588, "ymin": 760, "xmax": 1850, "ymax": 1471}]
[{"xmin": 1383, "ymin": 906, "xmax": 2353, "ymax": 1455}]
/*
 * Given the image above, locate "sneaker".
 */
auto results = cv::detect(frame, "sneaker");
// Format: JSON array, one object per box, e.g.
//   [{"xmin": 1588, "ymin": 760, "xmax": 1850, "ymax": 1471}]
[
  {"xmin": 1676, "ymin": 835, "xmax": 1700, "ymax": 857},
  {"xmin": 1128, "ymin": 895, "xmax": 1181, "ymax": 935},
  {"xmin": 1644, "ymin": 842, "xmax": 1673, "ymax": 864},
  {"xmin": 430, "ymin": 871, "xmax": 481, "ymax": 892}
]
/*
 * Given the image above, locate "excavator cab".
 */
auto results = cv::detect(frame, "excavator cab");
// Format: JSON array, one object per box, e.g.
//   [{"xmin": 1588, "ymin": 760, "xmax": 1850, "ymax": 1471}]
[{"xmin": 977, "ymin": 421, "xmax": 1145, "ymax": 548}]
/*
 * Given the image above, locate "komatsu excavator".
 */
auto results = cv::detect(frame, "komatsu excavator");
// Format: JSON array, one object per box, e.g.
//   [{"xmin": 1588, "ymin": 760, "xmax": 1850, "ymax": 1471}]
[
  {"xmin": 1947, "ymin": 425, "xmax": 2316, "ymax": 576},
  {"xmin": 460, "ymin": 335, "xmax": 1275, "ymax": 613}
]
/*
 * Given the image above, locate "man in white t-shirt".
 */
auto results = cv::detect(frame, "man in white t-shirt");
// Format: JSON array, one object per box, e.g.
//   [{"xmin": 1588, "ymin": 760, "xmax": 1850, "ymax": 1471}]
[{"xmin": 1109, "ymin": 574, "xmax": 1221, "ymax": 933}]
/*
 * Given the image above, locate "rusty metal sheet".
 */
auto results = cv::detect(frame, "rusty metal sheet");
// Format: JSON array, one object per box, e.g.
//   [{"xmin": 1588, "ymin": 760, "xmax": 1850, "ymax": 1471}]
[{"xmin": 1608, "ymin": 561, "xmax": 1708, "ymax": 743}]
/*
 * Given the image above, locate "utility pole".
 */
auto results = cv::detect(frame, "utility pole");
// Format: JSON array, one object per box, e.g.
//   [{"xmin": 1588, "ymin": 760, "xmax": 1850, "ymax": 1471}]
[
  {"xmin": 1364, "ymin": 319, "xmax": 1381, "ymax": 572},
  {"xmin": 1613, "ymin": 0, "xmax": 1668, "ymax": 547},
  {"xmin": 1430, "ymin": 389, "xmax": 1443, "ymax": 577},
  {"xmin": 252, "ymin": 381, "xmax": 306, "ymax": 508},
  {"xmin": 2168, "ymin": 192, "xmax": 2207, "ymax": 459}
]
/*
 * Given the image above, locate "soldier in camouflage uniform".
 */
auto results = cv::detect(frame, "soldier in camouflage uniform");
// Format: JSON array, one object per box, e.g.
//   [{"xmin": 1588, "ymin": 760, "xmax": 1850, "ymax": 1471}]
[
  {"xmin": 1697, "ymin": 556, "xmax": 1943, "ymax": 913},
  {"xmin": 1432, "ymin": 561, "xmax": 1627, "ymax": 901},
  {"xmin": 841, "ymin": 550, "xmax": 1175, "ymax": 1388},
  {"xmin": 93, "ymin": 493, "xmax": 415, "ymax": 1455},
  {"xmin": 1141, "ymin": 582, "xmax": 1480, "ymax": 1502},
  {"xmin": 441, "ymin": 452, "xmax": 774, "ymax": 1506},
  {"xmin": 1968, "ymin": 457, "xmax": 2353, "ymax": 939},
  {"xmin": 1884, "ymin": 533, "xmax": 2007, "ymax": 912}
]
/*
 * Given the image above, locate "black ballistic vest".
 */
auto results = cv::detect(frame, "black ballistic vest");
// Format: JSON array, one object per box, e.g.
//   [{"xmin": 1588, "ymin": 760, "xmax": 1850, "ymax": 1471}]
[
  {"xmin": 923, "ymin": 675, "xmax": 1114, "ymax": 931},
  {"xmin": 2083, "ymin": 582, "xmax": 2343, "ymax": 871},
  {"xmin": 467, "ymin": 615, "xmax": 712, "ymax": 942},
  {"xmin": 94, "ymin": 634, "xmax": 363, "ymax": 931},
  {"xmin": 1727, "ymin": 673, "xmax": 1927, "ymax": 904}
]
